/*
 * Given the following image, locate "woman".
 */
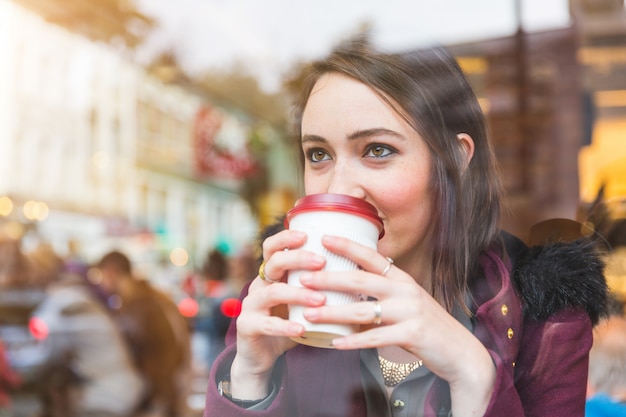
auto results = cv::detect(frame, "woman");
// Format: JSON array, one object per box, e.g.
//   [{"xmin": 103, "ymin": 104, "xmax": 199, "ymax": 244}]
[{"xmin": 203, "ymin": 39, "xmax": 608, "ymax": 416}]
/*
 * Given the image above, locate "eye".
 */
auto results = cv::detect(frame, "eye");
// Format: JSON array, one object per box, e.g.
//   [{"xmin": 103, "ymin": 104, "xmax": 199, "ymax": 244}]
[
  {"xmin": 364, "ymin": 144, "xmax": 394, "ymax": 158},
  {"xmin": 307, "ymin": 148, "xmax": 331, "ymax": 162}
]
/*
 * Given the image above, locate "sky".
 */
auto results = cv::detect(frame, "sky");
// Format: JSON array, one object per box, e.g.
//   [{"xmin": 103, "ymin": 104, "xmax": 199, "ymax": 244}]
[{"xmin": 131, "ymin": 0, "xmax": 572, "ymax": 92}]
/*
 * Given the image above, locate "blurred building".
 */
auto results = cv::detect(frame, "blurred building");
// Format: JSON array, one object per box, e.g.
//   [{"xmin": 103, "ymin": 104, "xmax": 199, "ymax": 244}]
[
  {"xmin": 572, "ymin": 0, "xmax": 626, "ymax": 204},
  {"xmin": 0, "ymin": 1, "xmax": 294, "ymax": 277},
  {"xmin": 445, "ymin": 0, "xmax": 626, "ymax": 239}
]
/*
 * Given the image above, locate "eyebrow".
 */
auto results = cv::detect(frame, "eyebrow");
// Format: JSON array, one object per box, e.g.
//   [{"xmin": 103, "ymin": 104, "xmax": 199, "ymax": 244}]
[{"xmin": 301, "ymin": 128, "xmax": 404, "ymax": 143}]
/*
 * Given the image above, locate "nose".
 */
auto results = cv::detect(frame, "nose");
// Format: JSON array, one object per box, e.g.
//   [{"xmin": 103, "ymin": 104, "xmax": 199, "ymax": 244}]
[{"xmin": 326, "ymin": 162, "xmax": 365, "ymax": 199}]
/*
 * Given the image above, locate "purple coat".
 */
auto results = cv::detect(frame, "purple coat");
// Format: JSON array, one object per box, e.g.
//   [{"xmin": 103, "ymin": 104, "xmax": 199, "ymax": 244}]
[{"xmin": 204, "ymin": 234, "xmax": 608, "ymax": 417}]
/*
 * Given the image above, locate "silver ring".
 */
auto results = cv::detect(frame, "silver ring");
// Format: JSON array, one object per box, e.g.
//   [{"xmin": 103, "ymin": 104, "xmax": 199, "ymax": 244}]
[
  {"xmin": 373, "ymin": 301, "xmax": 383, "ymax": 325},
  {"xmin": 259, "ymin": 260, "xmax": 281, "ymax": 283},
  {"xmin": 381, "ymin": 257, "xmax": 394, "ymax": 276}
]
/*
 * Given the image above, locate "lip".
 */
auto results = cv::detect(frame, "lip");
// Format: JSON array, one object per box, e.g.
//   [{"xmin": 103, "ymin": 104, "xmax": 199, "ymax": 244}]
[{"xmin": 377, "ymin": 216, "xmax": 387, "ymax": 237}]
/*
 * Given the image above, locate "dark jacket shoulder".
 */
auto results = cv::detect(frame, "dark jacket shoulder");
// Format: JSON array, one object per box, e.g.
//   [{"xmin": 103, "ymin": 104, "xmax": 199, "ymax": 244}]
[{"xmin": 505, "ymin": 231, "xmax": 609, "ymax": 325}]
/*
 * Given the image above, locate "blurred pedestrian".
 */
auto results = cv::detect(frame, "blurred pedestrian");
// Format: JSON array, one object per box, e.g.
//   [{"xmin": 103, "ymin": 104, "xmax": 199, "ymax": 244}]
[
  {"xmin": 227, "ymin": 245, "xmax": 257, "ymax": 297},
  {"xmin": 26, "ymin": 243, "xmax": 145, "ymax": 417},
  {"xmin": 97, "ymin": 250, "xmax": 190, "ymax": 417},
  {"xmin": 586, "ymin": 315, "xmax": 626, "ymax": 416},
  {"xmin": 193, "ymin": 248, "xmax": 231, "ymax": 369}
]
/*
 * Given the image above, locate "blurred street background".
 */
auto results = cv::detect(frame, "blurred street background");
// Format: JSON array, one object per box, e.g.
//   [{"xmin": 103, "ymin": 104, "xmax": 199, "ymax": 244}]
[{"xmin": 1, "ymin": 0, "xmax": 626, "ymax": 416}]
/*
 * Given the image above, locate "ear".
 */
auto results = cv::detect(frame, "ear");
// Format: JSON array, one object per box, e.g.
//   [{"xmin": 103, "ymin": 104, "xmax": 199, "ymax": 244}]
[{"xmin": 457, "ymin": 133, "xmax": 474, "ymax": 171}]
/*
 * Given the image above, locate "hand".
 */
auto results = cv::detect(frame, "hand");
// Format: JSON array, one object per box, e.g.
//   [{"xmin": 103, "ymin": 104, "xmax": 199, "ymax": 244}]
[
  {"xmin": 298, "ymin": 234, "xmax": 496, "ymax": 416},
  {"xmin": 230, "ymin": 229, "xmax": 328, "ymax": 399}
]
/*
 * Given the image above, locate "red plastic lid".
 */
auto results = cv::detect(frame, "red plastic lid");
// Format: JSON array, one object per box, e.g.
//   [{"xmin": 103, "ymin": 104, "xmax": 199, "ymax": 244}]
[{"xmin": 285, "ymin": 193, "xmax": 385, "ymax": 239}]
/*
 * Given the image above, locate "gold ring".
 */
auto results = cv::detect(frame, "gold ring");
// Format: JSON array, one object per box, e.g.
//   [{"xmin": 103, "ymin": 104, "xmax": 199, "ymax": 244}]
[
  {"xmin": 381, "ymin": 257, "xmax": 394, "ymax": 276},
  {"xmin": 259, "ymin": 260, "xmax": 281, "ymax": 283},
  {"xmin": 373, "ymin": 301, "xmax": 383, "ymax": 325}
]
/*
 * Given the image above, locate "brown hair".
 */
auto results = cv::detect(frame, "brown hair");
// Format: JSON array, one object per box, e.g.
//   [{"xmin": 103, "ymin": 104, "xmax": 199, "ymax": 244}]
[
  {"xmin": 202, "ymin": 249, "xmax": 228, "ymax": 281},
  {"xmin": 290, "ymin": 38, "xmax": 502, "ymax": 313},
  {"xmin": 98, "ymin": 250, "xmax": 132, "ymax": 275}
]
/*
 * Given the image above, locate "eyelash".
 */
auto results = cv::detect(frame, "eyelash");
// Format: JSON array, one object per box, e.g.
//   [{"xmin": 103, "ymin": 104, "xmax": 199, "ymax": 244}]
[
  {"xmin": 305, "ymin": 144, "xmax": 396, "ymax": 163},
  {"xmin": 364, "ymin": 144, "xmax": 395, "ymax": 158},
  {"xmin": 307, "ymin": 149, "xmax": 330, "ymax": 163}
]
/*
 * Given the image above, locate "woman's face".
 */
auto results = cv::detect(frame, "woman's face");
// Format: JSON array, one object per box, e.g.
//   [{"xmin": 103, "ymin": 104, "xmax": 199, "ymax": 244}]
[{"xmin": 301, "ymin": 72, "xmax": 435, "ymax": 276}]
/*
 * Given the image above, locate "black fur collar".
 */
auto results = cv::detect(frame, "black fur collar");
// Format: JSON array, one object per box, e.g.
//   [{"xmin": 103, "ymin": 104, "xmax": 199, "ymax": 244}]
[{"xmin": 512, "ymin": 237, "xmax": 609, "ymax": 325}]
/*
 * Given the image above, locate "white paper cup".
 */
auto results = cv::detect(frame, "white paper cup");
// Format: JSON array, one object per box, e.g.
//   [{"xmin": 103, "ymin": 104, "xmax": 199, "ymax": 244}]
[{"xmin": 285, "ymin": 193, "xmax": 384, "ymax": 348}]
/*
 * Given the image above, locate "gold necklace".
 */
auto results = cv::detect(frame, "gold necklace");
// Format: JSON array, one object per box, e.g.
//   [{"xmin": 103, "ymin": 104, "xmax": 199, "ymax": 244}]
[{"xmin": 378, "ymin": 355, "xmax": 423, "ymax": 387}]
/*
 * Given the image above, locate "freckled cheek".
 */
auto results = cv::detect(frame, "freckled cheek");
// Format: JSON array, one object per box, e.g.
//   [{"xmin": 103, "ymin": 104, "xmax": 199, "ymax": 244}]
[
  {"xmin": 377, "ymin": 179, "xmax": 434, "ymax": 241},
  {"xmin": 380, "ymin": 171, "xmax": 431, "ymax": 210}
]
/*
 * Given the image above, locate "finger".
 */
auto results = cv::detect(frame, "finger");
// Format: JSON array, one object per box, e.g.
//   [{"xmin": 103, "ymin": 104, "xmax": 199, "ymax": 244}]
[
  {"xmin": 299, "ymin": 269, "xmax": 417, "ymax": 300},
  {"xmin": 259, "ymin": 259, "xmax": 282, "ymax": 283},
  {"xmin": 243, "ymin": 282, "xmax": 326, "ymax": 312},
  {"xmin": 332, "ymin": 324, "xmax": 406, "ymax": 350},
  {"xmin": 261, "ymin": 229, "xmax": 307, "ymax": 259},
  {"xmin": 304, "ymin": 292, "xmax": 427, "ymax": 330},
  {"xmin": 321, "ymin": 235, "xmax": 399, "ymax": 278},
  {"xmin": 238, "ymin": 284, "xmax": 326, "ymax": 338},
  {"xmin": 259, "ymin": 248, "xmax": 326, "ymax": 285},
  {"xmin": 303, "ymin": 300, "xmax": 384, "ymax": 325},
  {"xmin": 237, "ymin": 313, "xmax": 306, "ymax": 338}
]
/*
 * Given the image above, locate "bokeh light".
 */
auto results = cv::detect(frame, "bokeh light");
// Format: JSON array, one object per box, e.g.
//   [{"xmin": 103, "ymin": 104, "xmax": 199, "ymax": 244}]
[
  {"xmin": 221, "ymin": 298, "xmax": 242, "ymax": 318},
  {"xmin": 0, "ymin": 196, "xmax": 13, "ymax": 216},
  {"xmin": 22, "ymin": 200, "xmax": 49, "ymax": 221},
  {"xmin": 170, "ymin": 247, "xmax": 189, "ymax": 266}
]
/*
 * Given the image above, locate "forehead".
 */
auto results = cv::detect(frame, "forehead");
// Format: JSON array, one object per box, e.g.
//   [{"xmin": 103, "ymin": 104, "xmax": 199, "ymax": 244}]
[{"xmin": 302, "ymin": 73, "xmax": 409, "ymax": 134}]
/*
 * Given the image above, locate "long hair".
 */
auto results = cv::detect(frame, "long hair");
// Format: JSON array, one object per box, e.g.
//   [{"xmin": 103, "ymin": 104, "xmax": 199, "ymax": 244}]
[{"xmin": 289, "ymin": 38, "xmax": 502, "ymax": 313}]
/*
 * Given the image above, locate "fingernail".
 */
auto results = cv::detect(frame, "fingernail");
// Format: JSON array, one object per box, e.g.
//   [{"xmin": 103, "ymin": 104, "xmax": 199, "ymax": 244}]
[
  {"xmin": 288, "ymin": 323, "xmax": 304, "ymax": 334},
  {"xmin": 331, "ymin": 338, "xmax": 346, "ymax": 348},
  {"xmin": 322, "ymin": 235, "xmax": 336, "ymax": 243},
  {"xmin": 309, "ymin": 292, "xmax": 325, "ymax": 303},
  {"xmin": 299, "ymin": 272, "xmax": 312, "ymax": 283},
  {"xmin": 303, "ymin": 308, "xmax": 318, "ymax": 320},
  {"xmin": 311, "ymin": 254, "xmax": 325, "ymax": 266}
]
